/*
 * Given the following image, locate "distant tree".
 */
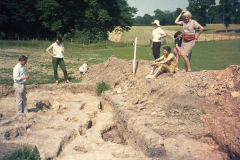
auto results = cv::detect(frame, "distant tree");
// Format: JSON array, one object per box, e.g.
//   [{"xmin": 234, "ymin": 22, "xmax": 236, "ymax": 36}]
[
  {"xmin": 36, "ymin": 0, "xmax": 137, "ymax": 39},
  {"xmin": 219, "ymin": 0, "xmax": 239, "ymax": 32},
  {"xmin": 142, "ymin": 14, "xmax": 154, "ymax": 24},
  {"xmin": 154, "ymin": 9, "xmax": 166, "ymax": 25},
  {"xmin": 134, "ymin": 16, "xmax": 144, "ymax": 24},
  {"xmin": 187, "ymin": 0, "xmax": 215, "ymax": 26}
]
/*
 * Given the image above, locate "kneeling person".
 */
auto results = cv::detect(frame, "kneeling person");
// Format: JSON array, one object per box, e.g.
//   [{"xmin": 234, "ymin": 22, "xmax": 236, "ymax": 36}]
[
  {"xmin": 79, "ymin": 61, "xmax": 89, "ymax": 76},
  {"xmin": 146, "ymin": 46, "xmax": 176, "ymax": 78}
]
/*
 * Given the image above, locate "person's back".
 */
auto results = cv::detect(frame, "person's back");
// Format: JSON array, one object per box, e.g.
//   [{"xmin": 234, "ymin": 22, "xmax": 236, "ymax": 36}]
[{"xmin": 79, "ymin": 61, "xmax": 89, "ymax": 75}]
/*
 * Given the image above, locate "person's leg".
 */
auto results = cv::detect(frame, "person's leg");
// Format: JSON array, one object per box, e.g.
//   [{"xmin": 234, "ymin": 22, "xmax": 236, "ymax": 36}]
[
  {"xmin": 52, "ymin": 57, "xmax": 59, "ymax": 81},
  {"xmin": 22, "ymin": 84, "xmax": 28, "ymax": 113},
  {"xmin": 58, "ymin": 58, "xmax": 69, "ymax": 82},
  {"xmin": 152, "ymin": 42, "xmax": 157, "ymax": 59},
  {"xmin": 175, "ymin": 53, "xmax": 179, "ymax": 69},
  {"xmin": 152, "ymin": 66, "xmax": 162, "ymax": 77},
  {"xmin": 146, "ymin": 66, "xmax": 156, "ymax": 78},
  {"xmin": 14, "ymin": 83, "xmax": 24, "ymax": 113},
  {"xmin": 157, "ymin": 42, "xmax": 161, "ymax": 59},
  {"xmin": 182, "ymin": 54, "xmax": 191, "ymax": 72}
]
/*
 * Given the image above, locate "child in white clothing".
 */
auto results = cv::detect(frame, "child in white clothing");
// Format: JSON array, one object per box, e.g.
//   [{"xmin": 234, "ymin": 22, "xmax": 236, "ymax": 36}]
[{"xmin": 79, "ymin": 61, "xmax": 89, "ymax": 75}]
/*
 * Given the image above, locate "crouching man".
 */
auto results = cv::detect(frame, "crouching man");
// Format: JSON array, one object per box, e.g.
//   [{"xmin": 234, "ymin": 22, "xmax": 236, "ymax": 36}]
[{"xmin": 13, "ymin": 55, "xmax": 29, "ymax": 114}]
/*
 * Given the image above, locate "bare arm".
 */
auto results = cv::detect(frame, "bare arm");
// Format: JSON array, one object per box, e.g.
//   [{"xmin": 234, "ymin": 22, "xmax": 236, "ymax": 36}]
[
  {"xmin": 61, "ymin": 43, "xmax": 65, "ymax": 53},
  {"xmin": 46, "ymin": 44, "xmax": 56, "ymax": 56},
  {"xmin": 159, "ymin": 33, "xmax": 166, "ymax": 40},
  {"xmin": 157, "ymin": 55, "xmax": 173, "ymax": 64},
  {"xmin": 20, "ymin": 75, "xmax": 29, "ymax": 80},
  {"xmin": 175, "ymin": 44, "xmax": 181, "ymax": 53},
  {"xmin": 196, "ymin": 25, "xmax": 204, "ymax": 40},
  {"xmin": 175, "ymin": 10, "xmax": 186, "ymax": 25},
  {"xmin": 154, "ymin": 55, "xmax": 164, "ymax": 63},
  {"xmin": 151, "ymin": 38, "xmax": 153, "ymax": 49}
]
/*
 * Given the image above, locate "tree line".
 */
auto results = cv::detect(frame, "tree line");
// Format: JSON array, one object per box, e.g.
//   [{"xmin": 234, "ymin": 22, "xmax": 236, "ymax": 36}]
[
  {"xmin": 133, "ymin": 0, "xmax": 240, "ymax": 32},
  {"xmin": 0, "ymin": 0, "xmax": 137, "ymax": 41}
]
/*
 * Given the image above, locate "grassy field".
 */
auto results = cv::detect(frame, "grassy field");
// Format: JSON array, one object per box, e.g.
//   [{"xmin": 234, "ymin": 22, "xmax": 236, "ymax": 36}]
[
  {"xmin": 119, "ymin": 24, "xmax": 240, "ymax": 45},
  {"xmin": 0, "ymin": 36, "xmax": 239, "ymax": 85}
]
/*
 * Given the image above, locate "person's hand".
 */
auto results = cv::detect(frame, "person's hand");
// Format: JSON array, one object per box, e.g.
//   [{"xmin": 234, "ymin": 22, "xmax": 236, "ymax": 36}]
[
  {"xmin": 52, "ymin": 54, "xmax": 57, "ymax": 56},
  {"xmin": 25, "ymin": 75, "xmax": 29, "ymax": 80},
  {"xmin": 158, "ymin": 37, "xmax": 161, "ymax": 40},
  {"xmin": 195, "ymin": 37, "xmax": 198, "ymax": 40},
  {"xmin": 151, "ymin": 63, "xmax": 156, "ymax": 66},
  {"xmin": 151, "ymin": 45, "xmax": 153, "ymax": 49},
  {"xmin": 181, "ymin": 10, "xmax": 186, "ymax": 14}
]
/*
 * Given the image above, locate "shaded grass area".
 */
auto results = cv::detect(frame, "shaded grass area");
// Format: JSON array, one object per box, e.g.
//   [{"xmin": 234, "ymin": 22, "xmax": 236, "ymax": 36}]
[{"xmin": 0, "ymin": 39, "xmax": 240, "ymax": 85}]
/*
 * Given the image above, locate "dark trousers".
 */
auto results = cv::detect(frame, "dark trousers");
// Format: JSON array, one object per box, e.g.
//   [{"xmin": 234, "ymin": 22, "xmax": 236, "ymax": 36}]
[
  {"xmin": 152, "ymin": 42, "xmax": 161, "ymax": 59},
  {"xmin": 52, "ymin": 57, "xmax": 68, "ymax": 81}
]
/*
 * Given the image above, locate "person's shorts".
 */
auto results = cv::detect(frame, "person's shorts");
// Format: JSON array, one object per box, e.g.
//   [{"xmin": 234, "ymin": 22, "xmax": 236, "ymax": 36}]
[
  {"xmin": 155, "ymin": 64, "xmax": 174, "ymax": 73},
  {"xmin": 174, "ymin": 47, "xmax": 181, "ymax": 54}
]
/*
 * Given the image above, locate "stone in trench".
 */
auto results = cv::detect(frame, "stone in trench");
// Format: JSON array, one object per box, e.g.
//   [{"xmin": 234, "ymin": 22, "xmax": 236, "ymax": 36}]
[
  {"xmin": 139, "ymin": 97, "xmax": 148, "ymax": 104},
  {"xmin": 231, "ymin": 92, "xmax": 240, "ymax": 98},
  {"xmin": 132, "ymin": 98, "xmax": 139, "ymax": 105},
  {"xmin": 117, "ymin": 87, "xmax": 122, "ymax": 94}
]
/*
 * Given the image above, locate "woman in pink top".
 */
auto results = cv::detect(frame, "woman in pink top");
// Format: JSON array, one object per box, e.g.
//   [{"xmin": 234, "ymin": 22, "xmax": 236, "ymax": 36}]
[{"xmin": 175, "ymin": 10, "xmax": 204, "ymax": 72}]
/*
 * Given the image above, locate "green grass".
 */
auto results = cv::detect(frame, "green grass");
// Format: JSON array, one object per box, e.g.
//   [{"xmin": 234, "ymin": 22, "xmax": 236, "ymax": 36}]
[
  {"xmin": 0, "ymin": 38, "xmax": 240, "ymax": 86},
  {"xmin": 1, "ymin": 144, "xmax": 40, "ymax": 160},
  {"xmin": 95, "ymin": 82, "xmax": 111, "ymax": 95},
  {"xmin": 201, "ymin": 109, "xmax": 206, "ymax": 115}
]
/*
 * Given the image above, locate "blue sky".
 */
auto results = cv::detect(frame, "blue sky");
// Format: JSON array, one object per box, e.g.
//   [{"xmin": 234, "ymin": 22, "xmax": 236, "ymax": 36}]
[{"xmin": 127, "ymin": 0, "xmax": 220, "ymax": 17}]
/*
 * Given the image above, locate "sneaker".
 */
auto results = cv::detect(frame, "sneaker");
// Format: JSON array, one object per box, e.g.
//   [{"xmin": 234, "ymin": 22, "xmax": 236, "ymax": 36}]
[{"xmin": 175, "ymin": 68, "xmax": 180, "ymax": 71}]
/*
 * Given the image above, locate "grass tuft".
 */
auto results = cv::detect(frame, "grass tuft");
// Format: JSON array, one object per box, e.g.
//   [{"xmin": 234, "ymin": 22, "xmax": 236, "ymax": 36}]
[
  {"xmin": 95, "ymin": 82, "xmax": 111, "ymax": 95},
  {"xmin": 2, "ymin": 144, "xmax": 40, "ymax": 160}
]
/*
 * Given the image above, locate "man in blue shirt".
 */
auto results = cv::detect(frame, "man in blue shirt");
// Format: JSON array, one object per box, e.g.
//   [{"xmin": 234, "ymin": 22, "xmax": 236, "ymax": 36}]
[{"xmin": 13, "ymin": 55, "xmax": 29, "ymax": 114}]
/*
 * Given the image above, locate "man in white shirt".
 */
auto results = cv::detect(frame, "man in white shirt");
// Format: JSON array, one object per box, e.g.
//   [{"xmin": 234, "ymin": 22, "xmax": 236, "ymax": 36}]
[{"xmin": 13, "ymin": 55, "xmax": 29, "ymax": 114}]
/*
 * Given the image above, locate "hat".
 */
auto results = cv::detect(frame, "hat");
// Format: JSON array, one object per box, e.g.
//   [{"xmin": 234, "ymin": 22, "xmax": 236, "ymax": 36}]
[{"xmin": 152, "ymin": 20, "xmax": 160, "ymax": 26}]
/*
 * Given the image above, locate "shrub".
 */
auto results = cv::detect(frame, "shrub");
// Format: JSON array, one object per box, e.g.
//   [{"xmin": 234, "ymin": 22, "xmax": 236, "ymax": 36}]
[
  {"xmin": 2, "ymin": 144, "xmax": 40, "ymax": 160},
  {"xmin": 96, "ymin": 82, "xmax": 111, "ymax": 95}
]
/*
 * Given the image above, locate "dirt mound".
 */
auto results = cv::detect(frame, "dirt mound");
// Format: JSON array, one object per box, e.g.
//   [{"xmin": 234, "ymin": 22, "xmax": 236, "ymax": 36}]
[{"xmin": 74, "ymin": 56, "xmax": 240, "ymax": 159}]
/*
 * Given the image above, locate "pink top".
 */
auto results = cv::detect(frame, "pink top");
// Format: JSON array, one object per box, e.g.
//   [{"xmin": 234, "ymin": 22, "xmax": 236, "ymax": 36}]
[{"xmin": 179, "ymin": 19, "xmax": 200, "ymax": 35}]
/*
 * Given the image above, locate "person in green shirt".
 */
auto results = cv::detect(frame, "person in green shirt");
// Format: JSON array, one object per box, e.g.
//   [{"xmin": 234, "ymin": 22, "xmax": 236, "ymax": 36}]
[{"xmin": 146, "ymin": 46, "xmax": 176, "ymax": 78}]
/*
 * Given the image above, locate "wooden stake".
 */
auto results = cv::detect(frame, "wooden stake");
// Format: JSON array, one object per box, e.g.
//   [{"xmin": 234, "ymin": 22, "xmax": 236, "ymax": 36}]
[{"xmin": 133, "ymin": 37, "xmax": 137, "ymax": 78}]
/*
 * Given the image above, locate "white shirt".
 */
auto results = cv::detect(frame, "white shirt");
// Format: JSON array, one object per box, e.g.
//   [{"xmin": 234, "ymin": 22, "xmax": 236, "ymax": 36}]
[
  {"xmin": 51, "ymin": 42, "xmax": 64, "ymax": 58},
  {"xmin": 152, "ymin": 27, "xmax": 165, "ymax": 42},
  {"xmin": 13, "ymin": 63, "xmax": 26, "ymax": 84},
  {"xmin": 79, "ymin": 64, "xmax": 88, "ymax": 72}
]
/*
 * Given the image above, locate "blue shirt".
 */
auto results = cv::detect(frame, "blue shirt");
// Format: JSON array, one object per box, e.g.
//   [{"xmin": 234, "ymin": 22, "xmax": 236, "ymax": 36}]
[{"xmin": 175, "ymin": 38, "xmax": 181, "ymax": 47}]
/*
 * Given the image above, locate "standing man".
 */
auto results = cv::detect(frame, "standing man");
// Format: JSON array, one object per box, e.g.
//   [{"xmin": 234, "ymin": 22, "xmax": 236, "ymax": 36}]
[
  {"xmin": 13, "ymin": 55, "xmax": 29, "ymax": 114},
  {"xmin": 151, "ymin": 20, "xmax": 167, "ymax": 59}
]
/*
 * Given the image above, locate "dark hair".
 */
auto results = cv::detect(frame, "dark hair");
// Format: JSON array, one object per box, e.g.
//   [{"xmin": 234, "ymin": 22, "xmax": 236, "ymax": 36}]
[
  {"xmin": 55, "ymin": 37, "xmax": 62, "ymax": 42},
  {"xmin": 174, "ymin": 31, "xmax": 182, "ymax": 38},
  {"xmin": 163, "ymin": 46, "xmax": 171, "ymax": 53},
  {"xmin": 19, "ymin": 55, "xmax": 28, "ymax": 61}
]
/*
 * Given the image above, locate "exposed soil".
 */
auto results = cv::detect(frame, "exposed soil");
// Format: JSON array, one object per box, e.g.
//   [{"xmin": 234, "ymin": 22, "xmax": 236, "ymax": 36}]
[{"xmin": 0, "ymin": 56, "xmax": 240, "ymax": 159}]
